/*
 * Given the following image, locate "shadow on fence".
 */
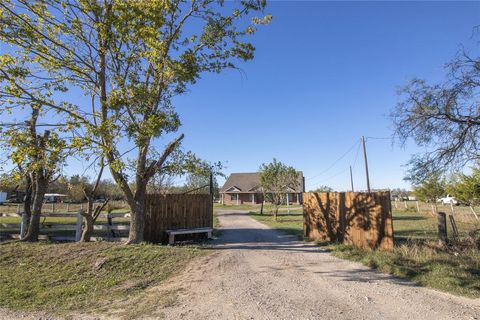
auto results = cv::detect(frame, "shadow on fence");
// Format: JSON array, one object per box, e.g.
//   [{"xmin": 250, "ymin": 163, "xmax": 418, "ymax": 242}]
[{"xmin": 303, "ymin": 191, "xmax": 394, "ymax": 250}]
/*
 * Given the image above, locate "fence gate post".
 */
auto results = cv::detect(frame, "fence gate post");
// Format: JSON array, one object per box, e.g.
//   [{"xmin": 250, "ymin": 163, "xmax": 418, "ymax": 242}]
[
  {"xmin": 75, "ymin": 210, "xmax": 83, "ymax": 241},
  {"xmin": 20, "ymin": 213, "xmax": 28, "ymax": 238},
  {"xmin": 437, "ymin": 212, "xmax": 447, "ymax": 246}
]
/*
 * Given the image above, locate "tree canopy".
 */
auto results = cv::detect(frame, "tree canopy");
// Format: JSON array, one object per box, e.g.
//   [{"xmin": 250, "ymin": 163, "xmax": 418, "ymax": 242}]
[
  {"xmin": 259, "ymin": 158, "xmax": 299, "ymax": 219},
  {"xmin": 391, "ymin": 46, "xmax": 480, "ymax": 183},
  {"xmin": 0, "ymin": 0, "xmax": 270, "ymax": 242}
]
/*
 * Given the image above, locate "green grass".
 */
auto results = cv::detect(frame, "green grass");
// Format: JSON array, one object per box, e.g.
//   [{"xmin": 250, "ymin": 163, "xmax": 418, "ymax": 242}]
[
  {"xmin": 248, "ymin": 211, "xmax": 304, "ymax": 239},
  {"xmin": 248, "ymin": 210, "xmax": 480, "ymax": 298},
  {"xmin": 329, "ymin": 243, "xmax": 480, "ymax": 298},
  {"xmin": 0, "ymin": 241, "xmax": 205, "ymax": 316}
]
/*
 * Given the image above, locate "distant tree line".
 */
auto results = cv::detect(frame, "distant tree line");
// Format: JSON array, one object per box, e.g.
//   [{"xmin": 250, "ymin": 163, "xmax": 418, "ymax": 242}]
[{"xmin": 411, "ymin": 164, "xmax": 480, "ymax": 213}]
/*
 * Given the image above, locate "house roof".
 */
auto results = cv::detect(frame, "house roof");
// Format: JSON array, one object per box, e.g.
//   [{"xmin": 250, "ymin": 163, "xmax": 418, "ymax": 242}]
[{"xmin": 220, "ymin": 172, "xmax": 304, "ymax": 194}]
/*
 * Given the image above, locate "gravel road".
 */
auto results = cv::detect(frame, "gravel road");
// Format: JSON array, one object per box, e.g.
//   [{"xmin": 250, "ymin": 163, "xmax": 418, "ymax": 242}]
[
  {"xmin": 161, "ymin": 210, "xmax": 480, "ymax": 320},
  {"xmin": 2, "ymin": 210, "xmax": 479, "ymax": 320}
]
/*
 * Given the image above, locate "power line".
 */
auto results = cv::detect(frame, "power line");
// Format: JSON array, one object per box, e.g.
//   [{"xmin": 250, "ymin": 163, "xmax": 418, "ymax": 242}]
[
  {"xmin": 311, "ymin": 167, "xmax": 349, "ymax": 189},
  {"xmin": 365, "ymin": 136, "xmax": 391, "ymax": 141},
  {"xmin": 306, "ymin": 139, "xmax": 360, "ymax": 181},
  {"xmin": 351, "ymin": 141, "xmax": 361, "ymax": 169}
]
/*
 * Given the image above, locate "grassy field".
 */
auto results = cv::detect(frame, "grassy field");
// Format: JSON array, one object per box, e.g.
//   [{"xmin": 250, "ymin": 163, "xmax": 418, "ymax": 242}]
[
  {"xmin": 248, "ymin": 209, "xmax": 480, "ymax": 298},
  {"xmin": 0, "ymin": 241, "xmax": 205, "ymax": 317}
]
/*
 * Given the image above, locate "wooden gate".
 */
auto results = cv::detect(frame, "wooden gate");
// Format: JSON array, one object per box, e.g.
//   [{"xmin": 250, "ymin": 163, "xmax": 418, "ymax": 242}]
[
  {"xmin": 303, "ymin": 191, "xmax": 394, "ymax": 250},
  {"xmin": 144, "ymin": 194, "xmax": 213, "ymax": 243}
]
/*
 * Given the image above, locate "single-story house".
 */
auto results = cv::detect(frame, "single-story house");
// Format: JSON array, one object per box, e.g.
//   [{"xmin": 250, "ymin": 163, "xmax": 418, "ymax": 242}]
[{"xmin": 220, "ymin": 172, "xmax": 305, "ymax": 205}]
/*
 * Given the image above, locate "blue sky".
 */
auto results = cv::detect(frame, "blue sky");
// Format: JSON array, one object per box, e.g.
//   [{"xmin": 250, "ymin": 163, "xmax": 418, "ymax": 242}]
[
  {"xmin": 2, "ymin": 1, "xmax": 478, "ymax": 192},
  {"xmin": 168, "ymin": 1, "xmax": 480, "ymax": 191}
]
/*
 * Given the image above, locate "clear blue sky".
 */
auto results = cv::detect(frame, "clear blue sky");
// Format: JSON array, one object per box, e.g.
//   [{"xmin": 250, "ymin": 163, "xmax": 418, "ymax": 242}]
[
  {"xmin": 3, "ymin": 1, "xmax": 478, "ymax": 192},
  {"xmin": 167, "ymin": 1, "xmax": 480, "ymax": 191}
]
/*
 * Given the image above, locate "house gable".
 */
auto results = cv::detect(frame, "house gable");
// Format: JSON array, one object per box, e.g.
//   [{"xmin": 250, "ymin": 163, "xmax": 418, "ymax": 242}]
[{"xmin": 225, "ymin": 186, "xmax": 241, "ymax": 192}]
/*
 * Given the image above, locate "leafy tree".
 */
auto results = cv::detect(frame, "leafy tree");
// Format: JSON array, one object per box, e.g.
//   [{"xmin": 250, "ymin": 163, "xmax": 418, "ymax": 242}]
[
  {"xmin": 0, "ymin": 172, "xmax": 23, "ymax": 194},
  {"xmin": 66, "ymin": 175, "xmax": 89, "ymax": 203},
  {"xmin": 1, "ymin": 106, "xmax": 68, "ymax": 241},
  {"xmin": 390, "ymin": 188, "xmax": 410, "ymax": 200},
  {"xmin": 147, "ymin": 172, "xmax": 175, "ymax": 195},
  {"xmin": 391, "ymin": 46, "xmax": 480, "ymax": 183},
  {"xmin": 182, "ymin": 171, "xmax": 220, "ymax": 197},
  {"xmin": 259, "ymin": 158, "xmax": 299, "ymax": 220},
  {"xmin": 78, "ymin": 158, "xmax": 110, "ymax": 242},
  {"xmin": 0, "ymin": 0, "xmax": 270, "ymax": 243},
  {"xmin": 412, "ymin": 173, "xmax": 446, "ymax": 214},
  {"xmin": 447, "ymin": 165, "xmax": 480, "ymax": 211},
  {"xmin": 311, "ymin": 185, "xmax": 333, "ymax": 193}
]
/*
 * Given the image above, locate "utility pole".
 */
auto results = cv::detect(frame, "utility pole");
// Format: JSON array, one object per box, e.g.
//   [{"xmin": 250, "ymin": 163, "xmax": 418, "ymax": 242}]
[
  {"xmin": 361, "ymin": 136, "xmax": 371, "ymax": 192},
  {"xmin": 349, "ymin": 165, "xmax": 354, "ymax": 192}
]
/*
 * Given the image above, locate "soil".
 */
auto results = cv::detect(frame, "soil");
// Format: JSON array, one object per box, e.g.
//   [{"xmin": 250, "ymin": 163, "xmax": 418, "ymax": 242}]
[
  {"xmin": 2, "ymin": 210, "xmax": 479, "ymax": 319},
  {"xmin": 159, "ymin": 210, "xmax": 480, "ymax": 320}
]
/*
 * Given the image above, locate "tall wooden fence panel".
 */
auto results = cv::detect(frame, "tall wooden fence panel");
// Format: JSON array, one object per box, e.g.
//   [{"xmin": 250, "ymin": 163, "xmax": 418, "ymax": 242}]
[
  {"xmin": 144, "ymin": 194, "xmax": 213, "ymax": 243},
  {"xmin": 303, "ymin": 191, "xmax": 394, "ymax": 250}
]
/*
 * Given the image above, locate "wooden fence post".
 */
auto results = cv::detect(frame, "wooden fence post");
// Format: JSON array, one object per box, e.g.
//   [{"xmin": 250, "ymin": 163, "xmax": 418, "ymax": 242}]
[
  {"xmin": 20, "ymin": 213, "xmax": 28, "ymax": 238},
  {"xmin": 404, "ymin": 200, "xmax": 407, "ymax": 209},
  {"xmin": 16, "ymin": 204, "xmax": 20, "ymax": 214},
  {"xmin": 449, "ymin": 214, "xmax": 459, "ymax": 242},
  {"xmin": 437, "ymin": 212, "xmax": 448, "ymax": 246},
  {"xmin": 52, "ymin": 202, "xmax": 55, "ymax": 214},
  {"xmin": 416, "ymin": 201, "xmax": 420, "ymax": 212},
  {"xmin": 75, "ymin": 210, "xmax": 83, "ymax": 241},
  {"xmin": 67, "ymin": 203, "xmax": 70, "ymax": 212},
  {"xmin": 394, "ymin": 199, "xmax": 398, "ymax": 209}
]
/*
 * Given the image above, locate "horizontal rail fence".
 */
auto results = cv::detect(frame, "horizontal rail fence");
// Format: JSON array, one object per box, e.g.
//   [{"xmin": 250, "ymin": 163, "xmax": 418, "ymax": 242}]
[
  {"xmin": 0, "ymin": 212, "xmax": 130, "ymax": 242},
  {"xmin": 303, "ymin": 191, "xmax": 394, "ymax": 250},
  {"xmin": 144, "ymin": 193, "xmax": 213, "ymax": 243}
]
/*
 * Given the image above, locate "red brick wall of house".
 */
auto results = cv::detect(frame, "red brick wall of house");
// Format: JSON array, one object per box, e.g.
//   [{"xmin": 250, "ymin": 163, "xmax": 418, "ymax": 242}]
[
  {"xmin": 222, "ymin": 193, "xmax": 263, "ymax": 205},
  {"xmin": 221, "ymin": 193, "xmax": 303, "ymax": 205}
]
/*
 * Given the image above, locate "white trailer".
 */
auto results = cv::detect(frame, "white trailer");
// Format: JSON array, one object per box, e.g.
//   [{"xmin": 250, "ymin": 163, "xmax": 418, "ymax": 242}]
[{"xmin": 0, "ymin": 192, "xmax": 7, "ymax": 204}]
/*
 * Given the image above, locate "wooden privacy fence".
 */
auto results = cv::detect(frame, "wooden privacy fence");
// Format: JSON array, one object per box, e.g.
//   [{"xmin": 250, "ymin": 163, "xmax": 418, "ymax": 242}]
[
  {"xmin": 144, "ymin": 193, "xmax": 213, "ymax": 243},
  {"xmin": 303, "ymin": 191, "xmax": 394, "ymax": 250}
]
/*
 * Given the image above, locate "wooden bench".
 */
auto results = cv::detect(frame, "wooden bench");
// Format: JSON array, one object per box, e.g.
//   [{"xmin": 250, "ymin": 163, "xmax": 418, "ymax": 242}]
[{"xmin": 166, "ymin": 227, "xmax": 213, "ymax": 245}]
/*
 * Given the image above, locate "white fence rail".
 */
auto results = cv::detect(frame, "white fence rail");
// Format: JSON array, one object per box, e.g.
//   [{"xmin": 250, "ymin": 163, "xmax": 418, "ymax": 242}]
[{"xmin": 1, "ymin": 211, "xmax": 130, "ymax": 242}]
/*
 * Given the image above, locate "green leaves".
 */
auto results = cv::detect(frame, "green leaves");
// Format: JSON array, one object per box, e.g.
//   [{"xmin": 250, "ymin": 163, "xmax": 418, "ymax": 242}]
[
  {"xmin": 447, "ymin": 165, "xmax": 480, "ymax": 206},
  {"xmin": 412, "ymin": 173, "xmax": 446, "ymax": 203},
  {"xmin": 259, "ymin": 158, "xmax": 300, "ymax": 207}
]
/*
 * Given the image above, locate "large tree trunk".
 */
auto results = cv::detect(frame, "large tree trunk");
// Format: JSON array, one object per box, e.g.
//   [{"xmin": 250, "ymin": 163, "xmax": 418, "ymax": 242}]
[
  {"xmin": 80, "ymin": 200, "xmax": 95, "ymax": 242},
  {"xmin": 80, "ymin": 214, "xmax": 94, "ymax": 242},
  {"xmin": 126, "ymin": 187, "xmax": 146, "ymax": 244},
  {"xmin": 80, "ymin": 198, "xmax": 109, "ymax": 242},
  {"xmin": 22, "ymin": 176, "xmax": 47, "ymax": 242},
  {"xmin": 21, "ymin": 175, "xmax": 33, "ymax": 236}
]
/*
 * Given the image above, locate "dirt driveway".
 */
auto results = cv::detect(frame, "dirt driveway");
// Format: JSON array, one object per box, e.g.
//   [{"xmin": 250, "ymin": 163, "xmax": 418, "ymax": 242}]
[{"xmin": 161, "ymin": 210, "xmax": 480, "ymax": 320}]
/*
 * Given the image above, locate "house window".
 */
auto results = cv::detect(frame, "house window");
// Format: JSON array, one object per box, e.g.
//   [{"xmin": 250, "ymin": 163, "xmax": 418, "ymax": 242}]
[{"xmin": 230, "ymin": 194, "xmax": 238, "ymax": 201}]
